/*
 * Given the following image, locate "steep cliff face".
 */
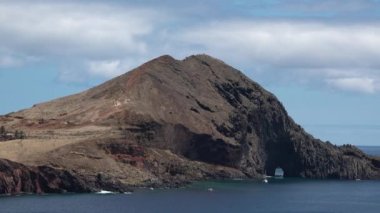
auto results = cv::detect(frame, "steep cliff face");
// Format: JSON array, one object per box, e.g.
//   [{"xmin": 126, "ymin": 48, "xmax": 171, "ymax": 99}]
[
  {"xmin": 0, "ymin": 159, "xmax": 89, "ymax": 194},
  {"xmin": 81, "ymin": 54, "xmax": 378, "ymax": 180},
  {"xmin": 1, "ymin": 54, "xmax": 379, "ymax": 194}
]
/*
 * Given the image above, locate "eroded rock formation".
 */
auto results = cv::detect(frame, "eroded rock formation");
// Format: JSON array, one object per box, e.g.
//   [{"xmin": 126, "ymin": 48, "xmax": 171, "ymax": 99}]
[
  {"xmin": 0, "ymin": 158, "xmax": 89, "ymax": 194},
  {"xmin": 1, "ymin": 54, "xmax": 379, "ymax": 194}
]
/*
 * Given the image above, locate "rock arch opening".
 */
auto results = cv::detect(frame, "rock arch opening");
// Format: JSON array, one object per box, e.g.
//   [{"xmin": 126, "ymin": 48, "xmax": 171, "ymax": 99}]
[
  {"xmin": 275, "ymin": 167, "xmax": 284, "ymax": 177},
  {"xmin": 263, "ymin": 135, "xmax": 304, "ymax": 178}
]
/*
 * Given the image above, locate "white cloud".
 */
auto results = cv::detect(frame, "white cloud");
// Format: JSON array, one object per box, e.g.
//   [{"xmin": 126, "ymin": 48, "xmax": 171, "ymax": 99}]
[
  {"xmin": 326, "ymin": 77, "xmax": 378, "ymax": 94},
  {"xmin": 0, "ymin": 1, "xmax": 168, "ymax": 81},
  {"xmin": 175, "ymin": 21, "xmax": 380, "ymax": 93},
  {"xmin": 1, "ymin": 1, "xmax": 380, "ymax": 95},
  {"xmin": 177, "ymin": 21, "xmax": 380, "ymax": 69},
  {"xmin": 86, "ymin": 60, "xmax": 122, "ymax": 78},
  {"xmin": 0, "ymin": 2, "xmax": 160, "ymax": 58}
]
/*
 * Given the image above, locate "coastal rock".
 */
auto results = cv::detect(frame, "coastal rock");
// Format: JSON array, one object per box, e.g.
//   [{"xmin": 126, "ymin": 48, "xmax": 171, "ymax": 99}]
[
  {"xmin": 1, "ymin": 54, "xmax": 379, "ymax": 194},
  {"xmin": 0, "ymin": 158, "xmax": 89, "ymax": 194}
]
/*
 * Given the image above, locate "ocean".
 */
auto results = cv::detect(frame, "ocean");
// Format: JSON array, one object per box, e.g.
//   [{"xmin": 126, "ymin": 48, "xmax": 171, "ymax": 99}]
[
  {"xmin": 358, "ymin": 146, "xmax": 380, "ymax": 157},
  {"xmin": 1, "ymin": 146, "xmax": 379, "ymax": 213}
]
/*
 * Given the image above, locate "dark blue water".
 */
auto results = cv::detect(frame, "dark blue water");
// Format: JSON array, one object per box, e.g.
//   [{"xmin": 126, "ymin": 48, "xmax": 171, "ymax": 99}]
[
  {"xmin": 1, "ymin": 179, "xmax": 380, "ymax": 213},
  {"xmin": 1, "ymin": 147, "xmax": 379, "ymax": 213},
  {"xmin": 358, "ymin": 146, "xmax": 380, "ymax": 156}
]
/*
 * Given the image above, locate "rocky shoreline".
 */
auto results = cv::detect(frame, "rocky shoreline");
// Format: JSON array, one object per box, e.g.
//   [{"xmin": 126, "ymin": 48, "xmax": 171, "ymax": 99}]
[{"xmin": 0, "ymin": 159, "xmax": 89, "ymax": 195}]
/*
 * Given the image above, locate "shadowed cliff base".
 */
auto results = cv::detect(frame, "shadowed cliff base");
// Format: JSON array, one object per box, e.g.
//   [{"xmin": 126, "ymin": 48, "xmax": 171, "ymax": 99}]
[{"xmin": 1, "ymin": 54, "xmax": 379, "ymax": 194}]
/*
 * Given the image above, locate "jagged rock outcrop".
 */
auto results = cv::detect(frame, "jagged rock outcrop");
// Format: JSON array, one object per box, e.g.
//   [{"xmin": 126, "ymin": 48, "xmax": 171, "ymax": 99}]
[
  {"xmin": 1, "ymin": 54, "xmax": 379, "ymax": 194},
  {"xmin": 0, "ymin": 158, "xmax": 89, "ymax": 194}
]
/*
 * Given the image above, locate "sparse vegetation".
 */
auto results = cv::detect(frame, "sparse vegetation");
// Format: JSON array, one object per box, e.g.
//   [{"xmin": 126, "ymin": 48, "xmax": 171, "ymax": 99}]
[
  {"xmin": 0, "ymin": 126, "xmax": 26, "ymax": 141},
  {"xmin": 0, "ymin": 126, "xmax": 5, "ymax": 135}
]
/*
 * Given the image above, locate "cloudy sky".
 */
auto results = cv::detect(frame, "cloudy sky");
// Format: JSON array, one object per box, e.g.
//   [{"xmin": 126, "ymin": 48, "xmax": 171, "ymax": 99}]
[{"xmin": 1, "ymin": 0, "xmax": 380, "ymax": 145}]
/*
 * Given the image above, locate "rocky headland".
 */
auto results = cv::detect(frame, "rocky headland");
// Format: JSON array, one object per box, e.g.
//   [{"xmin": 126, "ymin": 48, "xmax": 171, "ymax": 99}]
[{"xmin": 1, "ymin": 54, "xmax": 379, "ymax": 194}]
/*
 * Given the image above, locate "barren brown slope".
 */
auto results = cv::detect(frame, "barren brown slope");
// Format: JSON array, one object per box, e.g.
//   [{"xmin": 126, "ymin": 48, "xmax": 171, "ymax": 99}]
[
  {"xmin": 6, "ymin": 55, "xmax": 252, "ymax": 131},
  {"xmin": 1, "ymin": 54, "xmax": 380, "ymax": 194}
]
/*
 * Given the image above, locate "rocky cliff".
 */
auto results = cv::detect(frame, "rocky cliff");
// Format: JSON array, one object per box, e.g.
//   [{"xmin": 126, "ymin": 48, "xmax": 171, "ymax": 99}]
[
  {"xmin": 1, "ymin": 54, "xmax": 379, "ymax": 194},
  {"xmin": 0, "ymin": 158, "xmax": 89, "ymax": 194}
]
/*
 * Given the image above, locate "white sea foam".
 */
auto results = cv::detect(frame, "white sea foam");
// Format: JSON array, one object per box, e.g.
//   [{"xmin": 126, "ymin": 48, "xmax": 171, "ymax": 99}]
[{"xmin": 96, "ymin": 190, "xmax": 116, "ymax": 194}]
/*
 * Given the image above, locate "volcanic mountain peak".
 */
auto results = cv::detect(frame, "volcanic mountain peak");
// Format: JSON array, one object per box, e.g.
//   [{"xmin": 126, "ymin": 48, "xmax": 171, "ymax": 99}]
[
  {"xmin": 9, "ymin": 54, "xmax": 267, "ymax": 129},
  {"xmin": 1, "ymin": 54, "xmax": 379, "ymax": 194}
]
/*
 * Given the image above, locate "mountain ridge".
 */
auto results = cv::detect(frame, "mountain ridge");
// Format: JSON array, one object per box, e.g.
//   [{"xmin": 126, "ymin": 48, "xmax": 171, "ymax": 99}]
[{"xmin": 0, "ymin": 54, "xmax": 379, "ymax": 194}]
